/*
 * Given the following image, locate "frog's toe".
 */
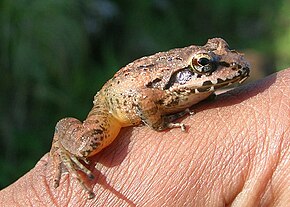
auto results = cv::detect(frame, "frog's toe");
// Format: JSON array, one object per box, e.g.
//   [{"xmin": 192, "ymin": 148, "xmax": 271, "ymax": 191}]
[
  {"xmin": 88, "ymin": 191, "xmax": 96, "ymax": 199},
  {"xmin": 52, "ymin": 167, "xmax": 61, "ymax": 188},
  {"xmin": 70, "ymin": 155, "xmax": 94, "ymax": 178},
  {"xmin": 50, "ymin": 145, "xmax": 95, "ymax": 198},
  {"xmin": 167, "ymin": 122, "xmax": 186, "ymax": 131}
]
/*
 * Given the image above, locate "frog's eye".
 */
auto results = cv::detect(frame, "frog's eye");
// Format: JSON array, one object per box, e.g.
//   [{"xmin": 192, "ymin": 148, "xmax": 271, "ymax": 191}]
[{"xmin": 190, "ymin": 53, "xmax": 216, "ymax": 74}]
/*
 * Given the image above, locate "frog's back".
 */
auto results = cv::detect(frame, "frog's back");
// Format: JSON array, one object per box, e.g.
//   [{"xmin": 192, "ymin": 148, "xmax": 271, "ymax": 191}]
[
  {"xmin": 94, "ymin": 46, "xmax": 195, "ymax": 126},
  {"xmin": 104, "ymin": 45, "xmax": 201, "ymax": 92},
  {"xmin": 116, "ymin": 46, "xmax": 199, "ymax": 77}
]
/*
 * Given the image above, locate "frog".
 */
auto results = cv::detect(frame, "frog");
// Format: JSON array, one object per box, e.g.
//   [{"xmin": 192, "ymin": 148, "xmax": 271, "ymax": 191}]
[{"xmin": 49, "ymin": 38, "xmax": 250, "ymax": 199}]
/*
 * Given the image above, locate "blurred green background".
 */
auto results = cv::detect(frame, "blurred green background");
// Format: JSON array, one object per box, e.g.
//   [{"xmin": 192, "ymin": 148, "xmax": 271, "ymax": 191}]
[{"xmin": 0, "ymin": 0, "xmax": 289, "ymax": 189}]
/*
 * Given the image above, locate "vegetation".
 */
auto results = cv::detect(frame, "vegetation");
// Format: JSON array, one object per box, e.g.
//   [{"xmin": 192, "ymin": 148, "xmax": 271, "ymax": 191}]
[{"xmin": 0, "ymin": 0, "xmax": 287, "ymax": 188}]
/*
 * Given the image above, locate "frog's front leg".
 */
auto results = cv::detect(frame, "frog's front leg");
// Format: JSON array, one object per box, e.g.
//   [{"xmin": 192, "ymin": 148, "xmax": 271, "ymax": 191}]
[
  {"xmin": 50, "ymin": 106, "xmax": 122, "ymax": 199},
  {"xmin": 135, "ymin": 89, "xmax": 190, "ymax": 131}
]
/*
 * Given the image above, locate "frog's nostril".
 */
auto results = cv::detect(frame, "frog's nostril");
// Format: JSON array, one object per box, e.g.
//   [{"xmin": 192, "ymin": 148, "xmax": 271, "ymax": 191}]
[
  {"xmin": 243, "ymin": 67, "xmax": 250, "ymax": 76},
  {"xmin": 230, "ymin": 62, "xmax": 242, "ymax": 70},
  {"xmin": 237, "ymin": 66, "xmax": 250, "ymax": 78}
]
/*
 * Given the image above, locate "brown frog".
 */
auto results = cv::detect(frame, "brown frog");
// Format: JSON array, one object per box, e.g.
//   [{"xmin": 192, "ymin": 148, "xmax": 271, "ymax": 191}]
[{"xmin": 50, "ymin": 38, "xmax": 250, "ymax": 198}]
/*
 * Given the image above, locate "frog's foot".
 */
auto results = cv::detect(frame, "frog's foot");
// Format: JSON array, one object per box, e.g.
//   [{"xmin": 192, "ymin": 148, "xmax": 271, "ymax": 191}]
[
  {"xmin": 167, "ymin": 122, "xmax": 186, "ymax": 131},
  {"xmin": 164, "ymin": 108, "xmax": 194, "ymax": 131},
  {"xmin": 165, "ymin": 108, "xmax": 194, "ymax": 122},
  {"xmin": 51, "ymin": 143, "xmax": 95, "ymax": 199}
]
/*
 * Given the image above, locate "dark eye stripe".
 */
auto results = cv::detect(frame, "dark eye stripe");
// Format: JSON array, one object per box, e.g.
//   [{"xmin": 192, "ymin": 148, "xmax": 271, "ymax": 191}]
[{"xmin": 163, "ymin": 67, "xmax": 193, "ymax": 89}]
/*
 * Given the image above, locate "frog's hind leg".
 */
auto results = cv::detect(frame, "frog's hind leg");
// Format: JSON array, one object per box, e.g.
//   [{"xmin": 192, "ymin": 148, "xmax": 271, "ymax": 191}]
[
  {"xmin": 50, "ymin": 105, "xmax": 122, "ymax": 199},
  {"xmin": 50, "ymin": 122, "xmax": 95, "ymax": 199}
]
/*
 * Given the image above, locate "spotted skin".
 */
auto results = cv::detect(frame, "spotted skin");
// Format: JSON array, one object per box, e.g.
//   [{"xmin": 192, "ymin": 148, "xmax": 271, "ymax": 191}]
[{"xmin": 49, "ymin": 38, "xmax": 250, "ymax": 198}]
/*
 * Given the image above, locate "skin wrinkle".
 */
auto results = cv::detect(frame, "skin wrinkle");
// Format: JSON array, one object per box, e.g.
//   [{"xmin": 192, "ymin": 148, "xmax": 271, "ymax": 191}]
[
  {"xmin": 205, "ymin": 165, "xmax": 222, "ymax": 204},
  {"xmin": 31, "ymin": 183, "xmax": 44, "ymax": 207},
  {"xmin": 106, "ymin": 178, "xmax": 134, "ymax": 206},
  {"xmin": 207, "ymin": 120, "xmax": 231, "ymax": 171},
  {"xmin": 226, "ymin": 149, "xmax": 249, "ymax": 204},
  {"xmin": 119, "ymin": 164, "xmax": 139, "ymax": 201},
  {"xmin": 214, "ymin": 136, "xmax": 241, "ymax": 204},
  {"xmin": 172, "ymin": 177, "xmax": 197, "ymax": 206},
  {"xmin": 279, "ymin": 130, "xmax": 290, "ymax": 165},
  {"xmin": 189, "ymin": 143, "xmax": 212, "ymax": 193},
  {"xmin": 190, "ymin": 140, "xmax": 216, "ymax": 204},
  {"xmin": 43, "ymin": 166, "xmax": 58, "ymax": 206},
  {"xmin": 94, "ymin": 130, "xmax": 135, "ymax": 202},
  {"xmin": 187, "ymin": 112, "xmax": 211, "ymax": 152},
  {"xmin": 89, "ymin": 71, "xmax": 278, "ymax": 205},
  {"xmin": 30, "ymin": 172, "xmax": 43, "ymax": 206},
  {"xmin": 236, "ymin": 113, "xmax": 268, "ymax": 206},
  {"xmin": 144, "ymin": 139, "xmax": 183, "ymax": 205},
  {"xmin": 140, "ymin": 140, "xmax": 176, "ymax": 203},
  {"xmin": 145, "ymin": 128, "xmax": 204, "ymax": 206},
  {"xmin": 137, "ymin": 153, "xmax": 171, "ymax": 205},
  {"xmin": 279, "ymin": 152, "xmax": 290, "ymax": 202},
  {"xmin": 235, "ymin": 104, "xmax": 251, "ymax": 137},
  {"xmin": 63, "ymin": 182, "xmax": 74, "ymax": 206},
  {"xmin": 165, "ymin": 185, "xmax": 181, "ymax": 206},
  {"xmin": 193, "ymin": 149, "xmax": 215, "ymax": 204},
  {"xmin": 49, "ymin": 175, "xmax": 69, "ymax": 206},
  {"xmin": 122, "ymin": 166, "xmax": 144, "ymax": 203},
  {"xmin": 1, "ymin": 70, "xmax": 289, "ymax": 206},
  {"xmin": 215, "ymin": 113, "xmax": 240, "ymax": 171},
  {"xmin": 28, "ymin": 169, "xmax": 49, "ymax": 206},
  {"xmin": 105, "ymin": 195, "xmax": 118, "ymax": 207},
  {"xmin": 94, "ymin": 190, "xmax": 107, "ymax": 206},
  {"xmin": 164, "ymin": 134, "xmax": 198, "ymax": 204},
  {"xmin": 260, "ymin": 79, "xmax": 287, "ymax": 203},
  {"xmin": 232, "ymin": 141, "xmax": 250, "ymax": 180},
  {"xmin": 269, "ymin": 74, "xmax": 290, "ymax": 205},
  {"xmin": 261, "ymin": 179, "xmax": 275, "ymax": 206},
  {"xmin": 45, "ymin": 162, "xmax": 62, "ymax": 206},
  {"xmin": 211, "ymin": 86, "xmax": 262, "ymax": 205},
  {"xmin": 265, "ymin": 94, "xmax": 274, "ymax": 142},
  {"xmin": 112, "ymin": 161, "xmax": 134, "ymax": 201},
  {"xmin": 131, "ymin": 155, "xmax": 160, "ymax": 203},
  {"xmin": 172, "ymin": 172, "xmax": 192, "ymax": 205},
  {"xmin": 242, "ymin": 108, "xmax": 260, "ymax": 182},
  {"xmin": 172, "ymin": 137, "xmax": 203, "ymax": 205},
  {"xmin": 258, "ymin": 146, "xmax": 279, "ymax": 205},
  {"xmin": 260, "ymin": 158, "xmax": 279, "ymax": 205},
  {"xmin": 219, "ymin": 137, "xmax": 240, "ymax": 182},
  {"xmin": 267, "ymin": 133, "xmax": 289, "ymax": 206},
  {"xmin": 123, "ymin": 132, "xmax": 165, "ymax": 204},
  {"xmin": 110, "ymin": 155, "xmax": 135, "ymax": 190},
  {"xmin": 231, "ymin": 74, "xmax": 288, "ymax": 206},
  {"xmin": 103, "ymin": 153, "xmax": 124, "ymax": 195}
]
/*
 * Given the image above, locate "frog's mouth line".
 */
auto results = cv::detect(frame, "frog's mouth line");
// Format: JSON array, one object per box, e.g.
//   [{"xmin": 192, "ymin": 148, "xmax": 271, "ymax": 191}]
[
  {"xmin": 165, "ymin": 65, "xmax": 250, "ymax": 92},
  {"xmin": 194, "ymin": 67, "xmax": 250, "ymax": 93}
]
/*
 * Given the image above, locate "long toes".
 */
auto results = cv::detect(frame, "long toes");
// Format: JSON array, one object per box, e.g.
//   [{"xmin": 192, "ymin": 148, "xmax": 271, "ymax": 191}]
[
  {"xmin": 168, "ymin": 122, "xmax": 186, "ymax": 131},
  {"xmin": 88, "ymin": 191, "xmax": 95, "ymax": 199}
]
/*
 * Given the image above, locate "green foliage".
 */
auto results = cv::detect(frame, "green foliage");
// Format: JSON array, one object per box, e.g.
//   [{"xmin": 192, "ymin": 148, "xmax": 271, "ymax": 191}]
[
  {"xmin": 274, "ymin": 0, "xmax": 290, "ymax": 70},
  {"xmin": 0, "ymin": 0, "xmax": 287, "ymax": 188},
  {"xmin": 0, "ymin": 0, "xmax": 91, "ymax": 188}
]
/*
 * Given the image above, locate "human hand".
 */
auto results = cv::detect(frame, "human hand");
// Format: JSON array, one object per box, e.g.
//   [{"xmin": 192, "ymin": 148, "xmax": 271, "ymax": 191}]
[{"xmin": 1, "ymin": 69, "xmax": 289, "ymax": 207}]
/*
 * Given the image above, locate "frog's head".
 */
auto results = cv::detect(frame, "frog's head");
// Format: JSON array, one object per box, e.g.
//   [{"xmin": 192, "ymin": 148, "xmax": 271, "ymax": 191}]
[{"xmin": 164, "ymin": 38, "xmax": 250, "ymax": 93}]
